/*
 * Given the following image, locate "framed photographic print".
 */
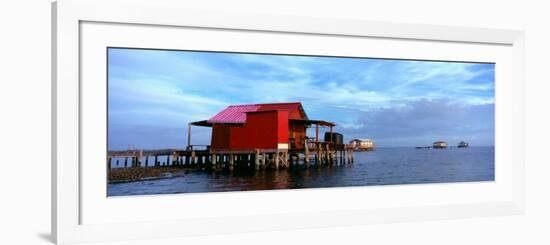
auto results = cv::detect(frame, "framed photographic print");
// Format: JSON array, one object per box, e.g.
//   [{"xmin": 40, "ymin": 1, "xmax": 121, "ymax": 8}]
[
  {"xmin": 52, "ymin": 0, "xmax": 525, "ymax": 244},
  {"xmin": 106, "ymin": 48, "xmax": 496, "ymax": 196}
]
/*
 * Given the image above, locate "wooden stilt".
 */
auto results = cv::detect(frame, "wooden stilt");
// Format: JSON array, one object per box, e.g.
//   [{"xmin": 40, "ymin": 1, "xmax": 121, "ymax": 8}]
[
  {"xmin": 287, "ymin": 152, "xmax": 290, "ymax": 168},
  {"xmin": 326, "ymin": 144, "xmax": 331, "ymax": 165},
  {"xmin": 318, "ymin": 146, "xmax": 324, "ymax": 167},
  {"xmin": 261, "ymin": 152, "xmax": 266, "ymax": 169},
  {"xmin": 284, "ymin": 151, "xmax": 289, "ymax": 168},
  {"xmin": 254, "ymin": 149, "xmax": 260, "ymax": 170},
  {"xmin": 273, "ymin": 152, "xmax": 278, "ymax": 170},
  {"xmin": 229, "ymin": 153, "xmax": 234, "ymax": 170},
  {"xmin": 304, "ymin": 139, "xmax": 310, "ymax": 168},
  {"xmin": 314, "ymin": 151, "xmax": 318, "ymax": 166},
  {"xmin": 198, "ymin": 155, "xmax": 204, "ymax": 165},
  {"xmin": 212, "ymin": 153, "xmax": 217, "ymax": 168},
  {"xmin": 288, "ymin": 154, "xmax": 293, "ymax": 166}
]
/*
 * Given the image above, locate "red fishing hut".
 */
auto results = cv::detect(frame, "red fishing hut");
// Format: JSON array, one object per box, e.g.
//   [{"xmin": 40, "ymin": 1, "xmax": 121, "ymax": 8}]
[{"xmin": 187, "ymin": 102, "xmax": 336, "ymax": 153}]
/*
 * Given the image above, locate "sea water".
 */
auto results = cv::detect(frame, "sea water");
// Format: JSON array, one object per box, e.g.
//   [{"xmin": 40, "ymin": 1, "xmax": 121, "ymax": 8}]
[{"xmin": 108, "ymin": 146, "xmax": 494, "ymax": 196}]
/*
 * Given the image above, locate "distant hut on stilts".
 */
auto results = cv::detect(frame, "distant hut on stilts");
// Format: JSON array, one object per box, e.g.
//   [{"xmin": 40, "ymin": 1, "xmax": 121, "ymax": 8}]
[
  {"xmin": 433, "ymin": 141, "xmax": 448, "ymax": 149},
  {"xmin": 349, "ymin": 139, "xmax": 375, "ymax": 151}
]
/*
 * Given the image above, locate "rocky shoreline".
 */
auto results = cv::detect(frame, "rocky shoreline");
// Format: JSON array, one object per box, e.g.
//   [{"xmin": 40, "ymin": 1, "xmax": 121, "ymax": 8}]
[{"xmin": 108, "ymin": 167, "xmax": 193, "ymax": 183}]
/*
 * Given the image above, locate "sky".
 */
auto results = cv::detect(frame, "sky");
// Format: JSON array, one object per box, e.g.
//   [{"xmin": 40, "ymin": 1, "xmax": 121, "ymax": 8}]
[{"xmin": 108, "ymin": 48, "xmax": 495, "ymax": 150}]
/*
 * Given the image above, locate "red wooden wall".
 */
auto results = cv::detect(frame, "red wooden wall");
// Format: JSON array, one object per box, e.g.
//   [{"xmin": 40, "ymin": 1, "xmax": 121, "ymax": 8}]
[
  {"xmin": 211, "ymin": 124, "xmax": 231, "ymax": 150},
  {"xmin": 210, "ymin": 110, "xmax": 290, "ymax": 151}
]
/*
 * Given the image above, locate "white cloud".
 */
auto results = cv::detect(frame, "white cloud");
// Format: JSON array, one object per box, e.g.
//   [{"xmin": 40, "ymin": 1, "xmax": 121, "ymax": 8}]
[
  {"xmin": 109, "ymin": 78, "xmax": 229, "ymax": 126},
  {"xmin": 390, "ymin": 62, "xmax": 493, "ymax": 91}
]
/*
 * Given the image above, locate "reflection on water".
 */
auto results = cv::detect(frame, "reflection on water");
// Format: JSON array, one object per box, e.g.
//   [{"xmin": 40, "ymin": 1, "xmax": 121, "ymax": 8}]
[{"xmin": 108, "ymin": 147, "xmax": 494, "ymax": 196}]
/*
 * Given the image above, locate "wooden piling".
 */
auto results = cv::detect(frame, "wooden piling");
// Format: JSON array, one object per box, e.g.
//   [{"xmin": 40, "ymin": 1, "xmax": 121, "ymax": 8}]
[
  {"xmin": 326, "ymin": 144, "xmax": 332, "ymax": 165},
  {"xmin": 229, "ymin": 153, "xmax": 234, "ymax": 170},
  {"xmin": 287, "ymin": 152, "xmax": 290, "ymax": 168},
  {"xmin": 191, "ymin": 150, "xmax": 196, "ymax": 165},
  {"xmin": 319, "ymin": 146, "xmax": 324, "ymax": 167},
  {"xmin": 171, "ymin": 152, "xmax": 176, "ymax": 166},
  {"xmin": 304, "ymin": 139, "xmax": 310, "ymax": 167},
  {"xmin": 254, "ymin": 149, "xmax": 260, "ymax": 170},
  {"xmin": 212, "ymin": 153, "xmax": 217, "ymax": 168},
  {"xmin": 274, "ymin": 151, "xmax": 280, "ymax": 170},
  {"xmin": 314, "ymin": 153, "xmax": 318, "ymax": 166},
  {"xmin": 261, "ymin": 152, "xmax": 266, "ymax": 169},
  {"xmin": 108, "ymin": 141, "xmax": 353, "ymax": 175}
]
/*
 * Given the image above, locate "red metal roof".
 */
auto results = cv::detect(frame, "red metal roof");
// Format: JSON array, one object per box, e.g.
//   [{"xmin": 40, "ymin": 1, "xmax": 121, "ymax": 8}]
[{"xmin": 207, "ymin": 102, "xmax": 307, "ymax": 124}]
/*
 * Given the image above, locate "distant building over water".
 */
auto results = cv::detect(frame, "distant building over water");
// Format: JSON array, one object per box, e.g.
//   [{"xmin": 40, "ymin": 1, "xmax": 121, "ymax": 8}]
[
  {"xmin": 433, "ymin": 141, "xmax": 448, "ymax": 149},
  {"xmin": 350, "ymin": 139, "xmax": 375, "ymax": 151}
]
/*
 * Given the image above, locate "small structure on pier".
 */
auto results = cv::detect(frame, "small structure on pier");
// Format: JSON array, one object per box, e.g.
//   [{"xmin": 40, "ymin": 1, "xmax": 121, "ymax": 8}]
[
  {"xmin": 350, "ymin": 139, "xmax": 375, "ymax": 151},
  {"xmin": 324, "ymin": 132, "xmax": 343, "ymax": 144}
]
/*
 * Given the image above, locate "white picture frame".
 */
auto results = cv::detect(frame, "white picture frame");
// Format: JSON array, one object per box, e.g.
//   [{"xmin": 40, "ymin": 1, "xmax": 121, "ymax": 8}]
[{"xmin": 52, "ymin": 0, "xmax": 525, "ymax": 244}]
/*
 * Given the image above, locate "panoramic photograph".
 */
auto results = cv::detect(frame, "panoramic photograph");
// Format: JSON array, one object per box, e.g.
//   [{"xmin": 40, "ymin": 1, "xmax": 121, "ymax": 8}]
[{"xmin": 107, "ymin": 47, "xmax": 495, "ymax": 196}]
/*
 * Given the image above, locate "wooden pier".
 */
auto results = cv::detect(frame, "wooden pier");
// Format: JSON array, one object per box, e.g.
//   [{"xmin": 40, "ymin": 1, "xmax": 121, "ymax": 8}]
[{"xmin": 107, "ymin": 139, "xmax": 354, "ymax": 173}]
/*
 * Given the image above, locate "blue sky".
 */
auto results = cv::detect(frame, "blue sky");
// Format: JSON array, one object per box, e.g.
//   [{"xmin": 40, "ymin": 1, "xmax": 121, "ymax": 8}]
[{"xmin": 108, "ymin": 48, "xmax": 495, "ymax": 150}]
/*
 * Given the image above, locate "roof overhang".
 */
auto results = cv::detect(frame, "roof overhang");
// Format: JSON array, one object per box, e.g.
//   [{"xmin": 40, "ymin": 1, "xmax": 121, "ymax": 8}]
[
  {"xmin": 189, "ymin": 120, "xmax": 213, "ymax": 127},
  {"xmin": 190, "ymin": 120, "xmax": 247, "ymax": 127},
  {"xmin": 289, "ymin": 119, "xmax": 335, "ymax": 127}
]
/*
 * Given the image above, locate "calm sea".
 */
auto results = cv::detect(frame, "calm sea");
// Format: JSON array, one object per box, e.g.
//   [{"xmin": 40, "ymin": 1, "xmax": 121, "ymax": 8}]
[{"xmin": 107, "ymin": 146, "xmax": 494, "ymax": 196}]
